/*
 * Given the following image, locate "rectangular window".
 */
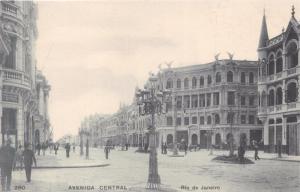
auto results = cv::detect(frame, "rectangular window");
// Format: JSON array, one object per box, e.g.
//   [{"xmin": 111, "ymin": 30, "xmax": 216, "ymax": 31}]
[
  {"xmin": 206, "ymin": 93, "xmax": 211, "ymax": 107},
  {"xmin": 249, "ymin": 96, "xmax": 255, "ymax": 106},
  {"xmin": 192, "ymin": 116, "xmax": 197, "ymax": 124},
  {"xmin": 176, "ymin": 96, "xmax": 182, "ymax": 109},
  {"xmin": 199, "ymin": 94, "xmax": 205, "ymax": 107},
  {"xmin": 191, "ymin": 95, "xmax": 198, "ymax": 108},
  {"xmin": 176, "ymin": 117, "xmax": 181, "ymax": 126},
  {"xmin": 200, "ymin": 116, "xmax": 204, "ymax": 125},
  {"xmin": 166, "ymin": 117, "xmax": 173, "ymax": 126},
  {"xmin": 228, "ymin": 91, "xmax": 235, "ymax": 105},
  {"xmin": 184, "ymin": 95, "xmax": 190, "ymax": 108},
  {"xmin": 249, "ymin": 115, "xmax": 255, "ymax": 124},
  {"xmin": 241, "ymin": 96, "xmax": 246, "ymax": 106},
  {"xmin": 213, "ymin": 92, "xmax": 219, "ymax": 106},
  {"xmin": 184, "ymin": 117, "xmax": 189, "ymax": 125},
  {"xmin": 166, "ymin": 101, "xmax": 172, "ymax": 111},
  {"xmin": 241, "ymin": 115, "xmax": 246, "ymax": 124}
]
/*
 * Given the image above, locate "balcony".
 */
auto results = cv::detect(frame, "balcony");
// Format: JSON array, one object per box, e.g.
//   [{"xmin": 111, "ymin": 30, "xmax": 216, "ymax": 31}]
[
  {"xmin": 1, "ymin": 1, "xmax": 22, "ymax": 22},
  {"xmin": 2, "ymin": 68, "xmax": 31, "ymax": 89},
  {"xmin": 287, "ymin": 67, "xmax": 297, "ymax": 76}
]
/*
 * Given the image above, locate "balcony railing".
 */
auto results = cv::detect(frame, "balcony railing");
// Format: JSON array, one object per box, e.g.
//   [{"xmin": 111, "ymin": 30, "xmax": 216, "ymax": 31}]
[
  {"xmin": 287, "ymin": 102, "xmax": 297, "ymax": 109},
  {"xmin": 2, "ymin": 68, "xmax": 31, "ymax": 88},
  {"xmin": 2, "ymin": 2, "xmax": 17, "ymax": 16},
  {"xmin": 287, "ymin": 67, "xmax": 297, "ymax": 75}
]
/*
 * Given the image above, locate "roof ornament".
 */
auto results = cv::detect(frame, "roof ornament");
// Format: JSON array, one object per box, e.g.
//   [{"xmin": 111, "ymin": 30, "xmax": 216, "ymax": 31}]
[
  {"xmin": 165, "ymin": 61, "xmax": 173, "ymax": 68},
  {"xmin": 292, "ymin": 5, "xmax": 295, "ymax": 17},
  {"xmin": 227, "ymin": 52, "xmax": 234, "ymax": 61},
  {"xmin": 214, "ymin": 53, "xmax": 220, "ymax": 61}
]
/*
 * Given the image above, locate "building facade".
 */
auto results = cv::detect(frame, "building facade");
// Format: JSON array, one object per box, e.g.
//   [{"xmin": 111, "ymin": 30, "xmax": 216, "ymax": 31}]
[
  {"xmin": 257, "ymin": 9, "xmax": 300, "ymax": 155},
  {"xmin": 157, "ymin": 60, "xmax": 262, "ymax": 149},
  {"xmin": 82, "ymin": 59, "xmax": 263, "ymax": 150},
  {"xmin": 0, "ymin": 1, "xmax": 50, "ymax": 148}
]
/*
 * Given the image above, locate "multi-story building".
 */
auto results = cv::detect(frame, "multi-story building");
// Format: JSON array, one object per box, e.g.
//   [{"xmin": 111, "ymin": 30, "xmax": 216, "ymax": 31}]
[
  {"xmin": 157, "ymin": 59, "xmax": 262, "ymax": 149},
  {"xmin": 0, "ymin": 1, "xmax": 50, "ymax": 148},
  {"xmin": 257, "ymin": 8, "xmax": 300, "ymax": 155},
  {"xmin": 84, "ymin": 59, "xmax": 263, "ymax": 150},
  {"xmin": 34, "ymin": 70, "xmax": 51, "ymax": 145}
]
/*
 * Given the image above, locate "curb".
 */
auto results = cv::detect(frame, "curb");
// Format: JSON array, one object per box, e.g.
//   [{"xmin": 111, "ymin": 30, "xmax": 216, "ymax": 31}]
[
  {"xmin": 31, "ymin": 163, "xmax": 110, "ymax": 169},
  {"xmin": 257, "ymin": 158, "xmax": 300, "ymax": 163}
]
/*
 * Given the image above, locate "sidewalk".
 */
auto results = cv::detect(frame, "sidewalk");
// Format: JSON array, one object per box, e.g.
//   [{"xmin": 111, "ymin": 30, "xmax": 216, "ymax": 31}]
[
  {"xmin": 34, "ymin": 147, "xmax": 109, "ymax": 168},
  {"xmin": 210, "ymin": 149, "xmax": 300, "ymax": 162}
]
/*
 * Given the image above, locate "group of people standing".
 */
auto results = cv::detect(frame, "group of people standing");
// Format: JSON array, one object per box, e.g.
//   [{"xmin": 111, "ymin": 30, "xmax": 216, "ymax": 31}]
[{"xmin": 0, "ymin": 139, "xmax": 37, "ymax": 191}]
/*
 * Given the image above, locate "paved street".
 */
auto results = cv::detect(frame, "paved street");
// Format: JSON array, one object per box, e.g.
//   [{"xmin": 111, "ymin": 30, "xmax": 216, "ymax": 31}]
[{"xmin": 10, "ymin": 148, "xmax": 300, "ymax": 192}]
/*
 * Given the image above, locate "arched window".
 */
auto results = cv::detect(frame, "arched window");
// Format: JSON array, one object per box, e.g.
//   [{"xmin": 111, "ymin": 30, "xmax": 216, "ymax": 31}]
[
  {"xmin": 184, "ymin": 78, "xmax": 189, "ymax": 89},
  {"xmin": 268, "ymin": 89, "xmax": 275, "ymax": 106},
  {"xmin": 215, "ymin": 72, "xmax": 221, "ymax": 83},
  {"xmin": 207, "ymin": 75, "xmax": 212, "ymax": 85},
  {"xmin": 227, "ymin": 71, "xmax": 233, "ymax": 82},
  {"xmin": 249, "ymin": 72, "xmax": 254, "ymax": 84},
  {"xmin": 166, "ymin": 78, "xmax": 173, "ymax": 89},
  {"xmin": 276, "ymin": 51, "xmax": 283, "ymax": 73},
  {"xmin": 241, "ymin": 72, "xmax": 246, "ymax": 84},
  {"xmin": 287, "ymin": 42, "xmax": 298, "ymax": 69},
  {"xmin": 200, "ymin": 76, "xmax": 204, "ymax": 87},
  {"xmin": 177, "ymin": 79, "xmax": 181, "ymax": 89},
  {"xmin": 192, "ymin": 77, "xmax": 197, "ymax": 88},
  {"xmin": 207, "ymin": 116, "xmax": 211, "ymax": 124},
  {"xmin": 286, "ymin": 82, "xmax": 298, "ymax": 103},
  {"xmin": 215, "ymin": 114, "xmax": 220, "ymax": 124},
  {"xmin": 268, "ymin": 55, "xmax": 275, "ymax": 75},
  {"xmin": 276, "ymin": 87, "xmax": 282, "ymax": 105}
]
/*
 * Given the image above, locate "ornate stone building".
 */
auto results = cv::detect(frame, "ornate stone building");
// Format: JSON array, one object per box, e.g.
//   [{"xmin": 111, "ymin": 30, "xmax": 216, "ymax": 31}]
[
  {"xmin": 257, "ymin": 8, "xmax": 300, "ymax": 155},
  {"xmin": 157, "ymin": 59, "xmax": 262, "ymax": 149},
  {"xmin": 0, "ymin": 1, "xmax": 50, "ymax": 148}
]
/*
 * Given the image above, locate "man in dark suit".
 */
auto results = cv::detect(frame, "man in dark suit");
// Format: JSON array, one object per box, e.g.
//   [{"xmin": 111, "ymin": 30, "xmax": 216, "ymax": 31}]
[
  {"xmin": 23, "ymin": 142, "xmax": 37, "ymax": 182},
  {"xmin": 0, "ymin": 138, "xmax": 16, "ymax": 191}
]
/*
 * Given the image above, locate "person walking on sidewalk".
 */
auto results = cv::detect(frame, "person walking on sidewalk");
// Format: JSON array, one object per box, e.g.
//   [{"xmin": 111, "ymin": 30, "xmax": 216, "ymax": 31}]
[
  {"xmin": 36, "ymin": 143, "xmax": 41, "ymax": 156},
  {"xmin": 15, "ymin": 145, "xmax": 24, "ymax": 171},
  {"xmin": 42, "ymin": 142, "xmax": 46, "ymax": 156},
  {"xmin": 0, "ymin": 138, "xmax": 16, "ymax": 191},
  {"xmin": 54, "ymin": 143, "xmax": 59, "ymax": 155},
  {"xmin": 253, "ymin": 140, "xmax": 260, "ymax": 160},
  {"xmin": 65, "ymin": 143, "xmax": 71, "ymax": 158},
  {"xmin": 104, "ymin": 146, "xmax": 110, "ymax": 159},
  {"xmin": 23, "ymin": 143, "xmax": 37, "ymax": 182}
]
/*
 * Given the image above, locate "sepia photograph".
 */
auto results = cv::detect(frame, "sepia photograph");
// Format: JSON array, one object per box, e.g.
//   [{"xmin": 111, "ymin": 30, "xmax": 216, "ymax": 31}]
[{"xmin": 0, "ymin": 0, "xmax": 300, "ymax": 191}]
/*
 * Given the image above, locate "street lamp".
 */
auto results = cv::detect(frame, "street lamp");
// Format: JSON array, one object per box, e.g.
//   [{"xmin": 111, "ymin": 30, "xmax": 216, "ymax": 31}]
[{"xmin": 135, "ymin": 74, "xmax": 171, "ymax": 189}]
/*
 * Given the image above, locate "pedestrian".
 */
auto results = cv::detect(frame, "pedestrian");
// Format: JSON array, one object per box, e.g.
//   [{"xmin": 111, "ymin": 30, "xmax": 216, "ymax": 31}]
[
  {"xmin": 23, "ymin": 143, "xmax": 37, "ymax": 182},
  {"xmin": 36, "ymin": 143, "xmax": 41, "ymax": 156},
  {"xmin": 184, "ymin": 143, "xmax": 188, "ymax": 155},
  {"xmin": 42, "ymin": 142, "xmax": 46, "ymax": 156},
  {"xmin": 15, "ymin": 145, "xmax": 23, "ymax": 171},
  {"xmin": 161, "ymin": 142, "xmax": 164, "ymax": 154},
  {"xmin": 104, "ymin": 146, "xmax": 110, "ymax": 159},
  {"xmin": 65, "ymin": 143, "xmax": 71, "ymax": 158},
  {"xmin": 278, "ymin": 139, "xmax": 282, "ymax": 158},
  {"xmin": 73, "ymin": 143, "xmax": 76, "ymax": 153},
  {"xmin": 164, "ymin": 142, "xmax": 168, "ymax": 154},
  {"xmin": 54, "ymin": 143, "xmax": 59, "ymax": 155},
  {"xmin": 253, "ymin": 140, "xmax": 260, "ymax": 160},
  {"xmin": 0, "ymin": 138, "xmax": 16, "ymax": 191}
]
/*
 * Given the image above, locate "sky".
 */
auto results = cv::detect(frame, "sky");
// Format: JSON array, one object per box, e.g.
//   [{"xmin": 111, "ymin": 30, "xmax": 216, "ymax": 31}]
[{"xmin": 35, "ymin": 0, "xmax": 300, "ymax": 140}]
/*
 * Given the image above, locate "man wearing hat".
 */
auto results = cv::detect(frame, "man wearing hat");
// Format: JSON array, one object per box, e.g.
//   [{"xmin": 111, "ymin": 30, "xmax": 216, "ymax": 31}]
[
  {"xmin": 0, "ymin": 138, "xmax": 16, "ymax": 191},
  {"xmin": 22, "ymin": 142, "xmax": 37, "ymax": 182}
]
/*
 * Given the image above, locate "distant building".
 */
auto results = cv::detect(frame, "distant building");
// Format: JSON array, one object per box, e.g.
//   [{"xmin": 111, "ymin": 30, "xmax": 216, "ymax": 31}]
[
  {"xmin": 0, "ymin": 1, "xmax": 51, "ymax": 148},
  {"xmin": 257, "ymin": 8, "xmax": 300, "ymax": 155}
]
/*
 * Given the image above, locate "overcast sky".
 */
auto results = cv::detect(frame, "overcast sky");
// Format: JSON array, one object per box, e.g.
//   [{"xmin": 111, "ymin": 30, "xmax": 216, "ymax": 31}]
[{"xmin": 35, "ymin": 0, "xmax": 300, "ymax": 140}]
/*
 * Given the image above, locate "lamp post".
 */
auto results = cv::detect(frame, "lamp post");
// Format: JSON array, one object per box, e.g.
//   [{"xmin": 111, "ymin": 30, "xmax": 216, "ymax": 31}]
[{"xmin": 135, "ymin": 74, "xmax": 171, "ymax": 189}]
